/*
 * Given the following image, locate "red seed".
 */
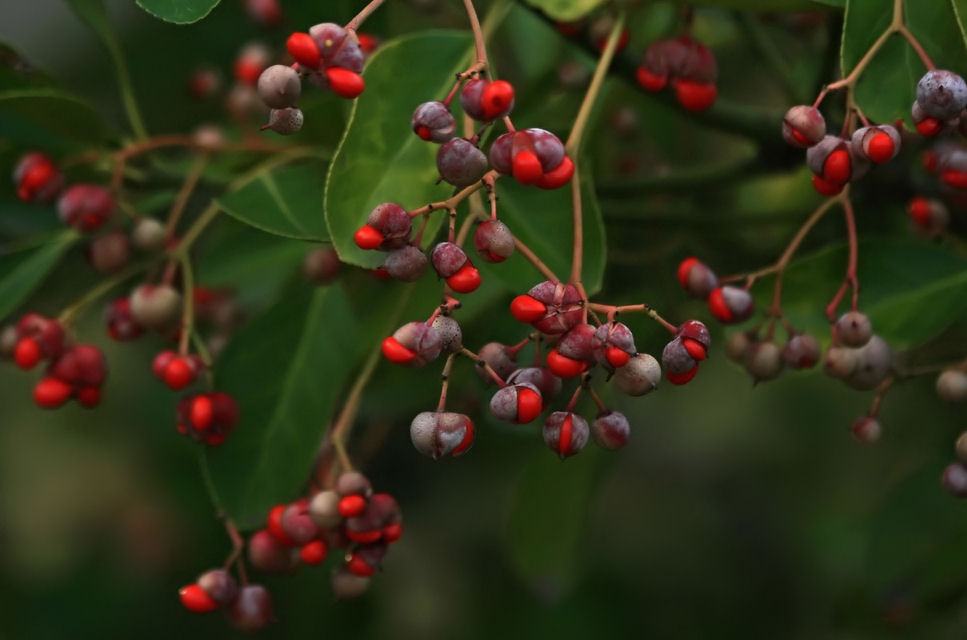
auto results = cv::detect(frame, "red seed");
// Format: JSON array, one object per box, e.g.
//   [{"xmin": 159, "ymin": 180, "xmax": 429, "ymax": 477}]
[
  {"xmin": 299, "ymin": 540, "xmax": 328, "ymax": 565},
  {"xmin": 179, "ymin": 584, "xmax": 218, "ymax": 613},
  {"xmin": 516, "ymin": 387, "xmax": 543, "ymax": 423},
  {"xmin": 325, "ymin": 67, "xmax": 365, "ymax": 99},
  {"xmin": 381, "ymin": 336, "xmax": 416, "ymax": 364},
  {"xmin": 446, "ymin": 265, "xmax": 481, "ymax": 293},
  {"xmin": 509, "ymin": 295, "xmax": 546, "ymax": 323},
  {"xmin": 286, "ymin": 32, "xmax": 320, "ymax": 68},
  {"xmin": 33, "ymin": 378, "xmax": 73, "ymax": 409},
  {"xmin": 354, "ymin": 225, "xmax": 384, "ymax": 250},
  {"xmin": 14, "ymin": 337, "xmax": 41, "ymax": 370},
  {"xmin": 546, "ymin": 349, "xmax": 587, "ymax": 379},
  {"xmin": 338, "ymin": 494, "xmax": 367, "ymax": 518}
]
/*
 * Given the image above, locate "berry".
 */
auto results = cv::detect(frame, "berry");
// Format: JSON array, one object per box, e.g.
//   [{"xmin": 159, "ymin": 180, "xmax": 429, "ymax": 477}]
[
  {"xmin": 228, "ymin": 585, "xmax": 274, "ymax": 632},
  {"xmin": 592, "ymin": 322, "xmax": 636, "ymax": 371},
  {"xmin": 430, "ymin": 315, "xmax": 462, "ymax": 354},
  {"xmin": 280, "ymin": 503, "xmax": 319, "ymax": 545},
  {"xmin": 48, "ymin": 345, "xmax": 108, "ymax": 388},
  {"xmin": 131, "ymin": 218, "xmax": 166, "ymax": 252},
  {"xmin": 86, "ymin": 232, "xmax": 130, "ymax": 274},
  {"xmin": 13, "ymin": 153, "xmax": 63, "ymax": 202},
  {"xmin": 436, "ymin": 138, "xmax": 488, "ymax": 187},
  {"xmin": 916, "ymin": 70, "xmax": 967, "ymax": 120},
  {"xmin": 912, "ymin": 100, "xmax": 945, "ymax": 137},
  {"xmin": 15, "ymin": 314, "xmax": 65, "ymax": 364},
  {"xmin": 257, "ymin": 65, "xmax": 301, "ymax": 110},
  {"xmin": 613, "ymin": 353, "xmax": 661, "ymax": 396},
  {"xmin": 677, "ymin": 257, "xmax": 718, "ymax": 298},
  {"xmin": 262, "ymin": 107, "xmax": 304, "ymax": 135},
  {"xmin": 57, "ymin": 184, "xmax": 114, "ymax": 233},
  {"xmin": 384, "ymin": 245, "xmax": 428, "ymax": 282},
  {"xmin": 354, "ymin": 225, "xmax": 385, "ymax": 250},
  {"xmin": 743, "ymin": 341, "xmax": 783, "ymax": 382},
  {"xmin": 430, "ymin": 242, "xmax": 470, "ymax": 278},
  {"xmin": 303, "ymin": 246, "xmax": 342, "ymax": 285},
  {"xmin": 336, "ymin": 471, "xmax": 372, "ymax": 497},
  {"xmin": 782, "ymin": 334, "xmax": 820, "ymax": 369},
  {"xmin": 506, "ymin": 366, "xmax": 562, "ymax": 400},
  {"xmin": 33, "ymin": 378, "xmax": 73, "ymax": 409},
  {"xmin": 546, "ymin": 348, "xmax": 588, "ymax": 378},
  {"xmin": 446, "ymin": 264, "xmax": 481, "ymax": 293},
  {"xmin": 410, "ymin": 411, "xmax": 474, "ymax": 459},
  {"xmin": 153, "ymin": 351, "xmax": 199, "ymax": 390},
  {"xmin": 673, "ymin": 78, "xmax": 717, "ymax": 112},
  {"xmin": 489, "ymin": 383, "xmax": 543, "ymax": 423},
  {"xmin": 129, "ymin": 284, "xmax": 182, "ymax": 331},
  {"xmin": 332, "ymin": 566, "xmax": 370, "ymax": 598},
  {"xmin": 942, "ymin": 463, "xmax": 967, "ymax": 498},
  {"xmin": 480, "ymin": 80, "xmax": 515, "ymax": 120},
  {"xmin": 326, "ymin": 67, "xmax": 365, "ymax": 99},
  {"xmin": 707, "ymin": 286, "xmax": 754, "ymax": 323},
  {"xmin": 248, "ymin": 529, "xmax": 296, "ymax": 573},
  {"xmin": 473, "ymin": 220, "xmax": 515, "ymax": 263},
  {"xmin": 361, "ymin": 203, "xmax": 411, "ymax": 250},
  {"xmin": 824, "ymin": 345, "xmax": 858, "ymax": 378},
  {"xmin": 309, "ymin": 490, "xmax": 342, "ymax": 529},
  {"xmin": 287, "ymin": 32, "xmax": 321, "ymax": 68},
  {"xmin": 907, "ymin": 197, "xmax": 949, "ymax": 237},
  {"xmin": 309, "ymin": 23, "xmax": 347, "ymax": 57},
  {"xmin": 662, "ymin": 337, "xmax": 698, "ymax": 385},
  {"xmin": 14, "ymin": 337, "xmax": 42, "ymax": 370},
  {"xmin": 781, "ymin": 105, "xmax": 826, "ymax": 148},
  {"xmin": 300, "ymin": 540, "xmax": 328, "ymax": 565},
  {"xmin": 725, "ymin": 331, "xmax": 752, "ymax": 364},
  {"xmin": 851, "ymin": 416, "xmax": 882, "ymax": 444},
  {"xmin": 245, "ymin": 0, "xmax": 282, "ymax": 25},
  {"xmin": 197, "ymin": 569, "xmax": 239, "ymax": 608},
  {"xmin": 476, "ymin": 342, "xmax": 518, "ymax": 383},
  {"xmin": 937, "ymin": 369, "xmax": 967, "ymax": 402},
  {"xmin": 411, "ymin": 101, "xmax": 456, "ymax": 143},
  {"xmin": 557, "ymin": 323, "xmax": 596, "ymax": 362},
  {"xmin": 382, "ymin": 322, "xmax": 441, "ymax": 366},
  {"xmin": 542, "ymin": 411, "xmax": 589, "ymax": 459},
  {"xmin": 179, "ymin": 584, "xmax": 218, "ymax": 613},
  {"xmin": 842, "ymin": 335, "xmax": 891, "ymax": 391},
  {"xmin": 835, "ymin": 311, "xmax": 872, "ymax": 347},
  {"xmin": 513, "ymin": 281, "xmax": 583, "ymax": 334},
  {"xmin": 850, "ymin": 125, "xmax": 900, "ymax": 164},
  {"xmin": 176, "ymin": 392, "xmax": 239, "ymax": 445},
  {"xmin": 591, "ymin": 411, "xmax": 631, "ymax": 450},
  {"xmin": 811, "ymin": 174, "xmax": 843, "ymax": 196},
  {"xmin": 233, "ymin": 43, "xmax": 270, "ymax": 85},
  {"xmin": 510, "ymin": 295, "xmax": 547, "ymax": 323},
  {"xmin": 678, "ymin": 320, "xmax": 710, "ymax": 360}
]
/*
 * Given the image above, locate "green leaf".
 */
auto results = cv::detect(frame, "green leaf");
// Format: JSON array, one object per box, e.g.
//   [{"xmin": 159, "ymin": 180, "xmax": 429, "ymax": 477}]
[
  {"xmin": 506, "ymin": 447, "xmax": 602, "ymax": 594},
  {"xmin": 135, "ymin": 0, "xmax": 221, "ymax": 24},
  {"xmin": 0, "ymin": 43, "xmax": 53, "ymax": 91},
  {"xmin": 0, "ymin": 230, "xmax": 79, "ymax": 321},
  {"xmin": 691, "ymin": 0, "xmax": 836, "ymax": 8},
  {"xmin": 521, "ymin": 0, "xmax": 606, "ymax": 22},
  {"xmin": 480, "ymin": 166, "xmax": 606, "ymax": 295},
  {"xmin": 216, "ymin": 159, "xmax": 330, "ymax": 241},
  {"xmin": 842, "ymin": 0, "xmax": 967, "ymax": 125},
  {"xmin": 325, "ymin": 31, "xmax": 473, "ymax": 268},
  {"xmin": 0, "ymin": 89, "xmax": 104, "ymax": 148},
  {"xmin": 208, "ymin": 284, "xmax": 361, "ymax": 525}
]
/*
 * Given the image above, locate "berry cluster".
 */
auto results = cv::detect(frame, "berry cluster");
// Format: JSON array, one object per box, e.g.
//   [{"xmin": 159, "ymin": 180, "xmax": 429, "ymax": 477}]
[
  {"xmin": 677, "ymin": 258, "xmax": 754, "ymax": 324},
  {"xmin": 179, "ymin": 569, "xmax": 273, "ymax": 632},
  {"xmin": 636, "ymin": 37, "xmax": 718, "ymax": 112}
]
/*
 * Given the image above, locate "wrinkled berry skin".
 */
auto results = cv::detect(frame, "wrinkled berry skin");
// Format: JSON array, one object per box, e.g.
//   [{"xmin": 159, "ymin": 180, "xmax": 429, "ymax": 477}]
[
  {"xmin": 410, "ymin": 411, "xmax": 474, "ymax": 459},
  {"xmin": 474, "ymin": 220, "xmax": 515, "ymax": 263},
  {"xmin": 263, "ymin": 107, "xmax": 304, "ymax": 135},
  {"xmin": 58, "ymin": 184, "xmax": 114, "ymax": 233},
  {"xmin": 917, "ymin": 70, "xmax": 967, "ymax": 120},
  {"xmin": 591, "ymin": 410, "xmax": 630, "ymax": 450},
  {"xmin": 384, "ymin": 245, "xmax": 428, "ymax": 282},
  {"xmin": 431, "ymin": 315, "xmax": 462, "ymax": 354},
  {"xmin": 782, "ymin": 105, "xmax": 826, "ymax": 148},
  {"xmin": 436, "ymin": 138, "xmax": 489, "ymax": 187},
  {"xmin": 614, "ymin": 353, "xmax": 661, "ymax": 396},
  {"xmin": 543, "ymin": 411, "xmax": 590, "ymax": 459}
]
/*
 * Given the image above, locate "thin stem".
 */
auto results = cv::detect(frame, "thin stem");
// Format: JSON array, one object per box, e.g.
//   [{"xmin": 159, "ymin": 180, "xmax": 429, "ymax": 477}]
[
  {"xmin": 569, "ymin": 162, "xmax": 583, "ymax": 284},
  {"xmin": 565, "ymin": 384, "xmax": 583, "ymax": 412},
  {"xmin": 329, "ymin": 341, "xmax": 383, "ymax": 469},
  {"xmin": 345, "ymin": 0, "xmax": 387, "ymax": 31},
  {"xmin": 586, "ymin": 302, "xmax": 678, "ymax": 334},
  {"xmin": 868, "ymin": 377, "xmax": 895, "ymax": 417},
  {"xmin": 588, "ymin": 386, "xmax": 607, "ymax": 413},
  {"xmin": 437, "ymin": 354, "xmax": 456, "ymax": 411},
  {"xmin": 513, "ymin": 237, "xmax": 560, "ymax": 282},
  {"xmin": 177, "ymin": 255, "xmax": 195, "ymax": 356},
  {"xmin": 898, "ymin": 26, "xmax": 936, "ymax": 70},
  {"xmin": 408, "ymin": 170, "xmax": 498, "ymax": 217},
  {"xmin": 57, "ymin": 261, "xmax": 152, "ymax": 326},
  {"xmin": 825, "ymin": 193, "xmax": 860, "ymax": 322},
  {"xmin": 462, "ymin": 0, "xmax": 488, "ymax": 65},
  {"xmin": 565, "ymin": 11, "xmax": 625, "ymax": 155},
  {"xmin": 459, "ymin": 347, "xmax": 506, "ymax": 387},
  {"xmin": 165, "ymin": 153, "xmax": 209, "ymax": 240},
  {"xmin": 170, "ymin": 203, "xmax": 220, "ymax": 259}
]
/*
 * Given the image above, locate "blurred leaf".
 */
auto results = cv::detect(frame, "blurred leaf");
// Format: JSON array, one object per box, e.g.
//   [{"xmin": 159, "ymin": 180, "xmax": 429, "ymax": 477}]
[
  {"xmin": 217, "ymin": 159, "xmax": 330, "ymax": 241},
  {"xmin": 208, "ymin": 284, "xmax": 360, "ymax": 525},
  {"xmin": 325, "ymin": 31, "xmax": 472, "ymax": 268},
  {"xmin": 521, "ymin": 0, "xmax": 605, "ymax": 21},
  {"xmin": 0, "ymin": 43, "xmax": 53, "ymax": 91},
  {"xmin": 506, "ymin": 447, "xmax": 601, "ymax": 596},
  {"xmin": 135, "ymin": 0, "xmax": 221, "ymax": 24},
  {"xmin": 0, "ymin": 89, "xmax": 104, "ymax": 148},
  {"xmin": 0, "ymin": 230, "xmax": 79, "ymax": 321},
  {"xmin": 843, "ymin": 0, "xmax": 967, "ymax": 125},
  {"xmin": 691, "ymin": 0, "xmax": 836, "ymax": 8}
]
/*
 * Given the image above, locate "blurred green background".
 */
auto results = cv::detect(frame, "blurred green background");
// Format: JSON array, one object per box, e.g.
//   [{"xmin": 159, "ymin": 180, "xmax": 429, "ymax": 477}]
[{"xmin": 2, "ymin": 0, "xmax": 967, "ymax": 637}]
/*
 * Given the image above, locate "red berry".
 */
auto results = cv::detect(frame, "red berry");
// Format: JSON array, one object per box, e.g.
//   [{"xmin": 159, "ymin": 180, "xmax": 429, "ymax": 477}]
[
  {"xmin": 325, "ymin": 67, "xmax": 365, "ymax": 99},
  {"xmin": 33, "ymin": 378, "xmax": 73, "ymax": 409},
  {"xmin": 267, "ymin": 504, "xmax": 295, "ymax": 546},
  {"xmin": 516, "ymin": 386, "xmax": 543, "ymax": 423},
  {"xmin": 347, "ymin": 553, "xmax": 376, "ymax": 577},
  {"xmin": 916, "ymin": 116, "xmax": 942, "ymax": 137},
  {"xmin": 682, "ymin": 337, "xmax": 707, "ymax": 361},
  {"xmin": 354, "ymin": 225, "xmax": 384, "ymax": 250},
  {"xmin": 179, "ymin": 584, "xmax": 218, "ymax": 613},
  {"xmin": 822, "ymin": 148, "xmax": 851, "ymax": 184},
  {"xmin": 383, "ymin": 522, "xmax": 403, "ymax": 543},
  {"xmin": 234, "ymin": 59, "xmax": 263, "ymax": 85},
  {"xmin": 811, "ymin": 174, "xmax": 843, "ymax": 196},
  {"xmin": 481, "ymin": 80, "xmax": 515, "ymax": 120},
  {"xmin": 76, "ymin": 386, "xmax": 102, "ymax": 408},
  {"xmin": 339, "ymin": 495, "xmax": 367, "ymax": 518},
  {"xmin": 923, "ymin": 150, "xmax": 938, "ymax": 173},
  {"xmin": 415, "ymin": 125, "xmax": 432, "ymax": 141},
  {"xmin": 605, "ymin": 345, "xmax": 631, "ymax": 368},
  {"xmin": 510, "ymin": 295, "xmax": 547, "ymax": 323},
  {"xmin": 942, "ymin": 169, "xmax": 967, "ymax": 189},
  {"xmin": 636, "ymin": 66, "xmax": 666, "ymax": 92},
  {"xmin": 908, "ymin": 197, "xmax": 931, "ymax": 226},
  {"xmin": 299, "ymin": 540, "xmax": 328, "ymax": 565},
  {"xmin": 358, "ymin": 33, "xmax": 379, "ymax": 54},
  {"xmin": 14, "ymin": 337, "xmax": 42, "ymax": 370},
  {"xmin": 535, "ymin": 155, "xmax": 575, "ymax": 189},
  {"xmin": 546, "ymin": 349, "xmax": 587, "ymax": 379},
  {"xmin": 866, "ymin": 131, "xmax": 895, "ymax": 163},
  {"xmin": 666, "ymin": 365, "xmax": 698, "ymax": 385},
  {"xmin": 164, "ymin": 357, "xmax": 196, "ymax": 391},
  {"xmin": 677, "ymin": 258, "xmax": 699, "ymax": 288},
  {"xmin": 446, "ymin": 265, "xmax": 481, "ymax": 293},
  {"xmin": 286, "ymin": 32, "xmax": 320, "ymax": 67},
  {"xmin": 512, "ymin": 149, "xmax": 543, "ymax": 185},
  {"xmin": 381, "ymin": 336, "xmax": 416, "ymax": 364},
  {"xmin": 673, "ymin": 79, "xmax": 717, "ymax": 112},
  {"xmin": 190, "ymin": 395, "xmax": 214, "ymax": 430}
]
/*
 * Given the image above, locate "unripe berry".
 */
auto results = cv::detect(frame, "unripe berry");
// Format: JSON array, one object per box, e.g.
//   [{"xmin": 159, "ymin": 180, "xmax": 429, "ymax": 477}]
[
  {"xmin": 303, "ymin": 246, "xmax": 342, "ymax": 285},
  {"xmin": 436, "ymin": 138, "xmax": 488, "ymax": 187},
  {"xmin": 476, "ymin": 342, "xmax": 517, "ymax": 383},
  {"xmin": 257, "ymin": 64, "xmax": 301, "ymax": 109},
  {"xmin": 592, "ymin": 321, "xmax": 636, "ymax": 371},
  {"xmin": 384, "ymin": 245, "xmax": 428, "ymax": 282},
  {"xmin": 543, "ymin": 411, "xmax": 589, "ymax": 459},
  {"xmin": 942, "ymin": 462, "xmax": 967, "ymax": 498},
  {"xmin": 411, "ymin": 101, "xmax": 456, "ymax": 142},
  {"xmin": 129, "ymin": 284, "xmax": 182, "ymax": 331},
  {"xmin": 490, "ymin": 383, "xmax": 543, "ymax": 423},
  {"xmin": 782, "ymin": 334, "xmax": 820, "ymax": 369},
  {"xmin": 248, "ymin": 529, "xmax": 296, "ymax": 572},
  {"xmin": 131, "ymin": 218, "xmax": 166, "ymax": 252},
  {"xmin": 58, "ymin": 184, "xmax": 113, "ymax": 232},
  {"xmin": 824, "ymin": 345, "xmax": 857, "ymax": 378},
  {"xmin": 410, "ymin": 410, "xmax": 474, "ymax": 459},
  {"xmin": 843, "ymin": 335, "xmax": 892, "ymax": 391},
  {"xmin": 229, "ymin": 584, "xmax": 274, "ymax": 632},
  {"xmin": 336, "ymin": 471, "xmax": 372, "ymax": 498},
  {"xmin": 937, "ymin": 369, "xmax": 967, "ymax": 402},
  {"xmin": 591, "ymin": 410, "xmax": 630, "ymax": 450},
  {"xmin": 86, "ymin": 232, "xmax": 130, "ymax": 274},
  {"xmin": 197, "ymin": 569, "xmax": 239, "ymax": 608},
  {"xmin": 474, "ymin": 220, "xmax": 515, "ymax": 263},
  {"xmin": 676, "ymin": 257, "xmax": 718, "ymax": 298},
  {"xmin": 13, "ymin": 152, "xmax": 63, "ymax": 202},
  {"xmin": 835, "ymin": 311, "xmax": 872, "ymax": 347},
  {"xmin": 782, "ymin": 105, "xmax": 826, "ymax": 148},
  {"xmin": 907, "ymin": 197, "xmax": 949, "ymax": 237},
  {"xmin": 308, "ymin": 490, "xmax": 342, "ymax": 529},
  {"xmin": 262, "ymin": 107, "xmax": 303, "ymax": 135},
  {"xmin": 956, "ymin": 431, "xmax": 967, "ymax": 463},
  {"xmin": 744, "ymin": 341, "xmax": 783, "ymax": 382},
  {"xmin": 662, "ymin": 337, "xmax": 698, "ymax": 385},
  {"xmin": 382, "ymin": 321, "xmax": 441, "ymax": 366},
  {"xmin": 916, "ymin": 70, "xmax": 967, "ymax": 120},
  {"xmin": 331, "ymin": 566, "xmax": 370, "ymax": 599},
  {"xmin": 851, "ymin": 416, "xmax": 882, "ymax": 444},
  {"xmin": 430, "ymin": 315, "xmax": 462, "ymax": 354},
  {"xmin": 614, "ymin": 353, "xmax": 661, "ymax": 396},
  {"xmin": 280, "ymin": 503, "xmax": 319, "ymax": 545},
  {"xmin": 707, "ymin": 286, "xmax": 754, "ymax": 323},
  {"xmin": 725, "ymin": 331, "xmax": 752, "ymax": 363}
]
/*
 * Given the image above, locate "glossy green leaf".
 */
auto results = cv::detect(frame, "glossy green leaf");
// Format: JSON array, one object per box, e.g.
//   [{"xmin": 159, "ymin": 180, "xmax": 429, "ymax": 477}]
[
  {"xmin": 0, "ymin": 230, "xmax": 79, "ymax": 321},
  {"xmin": 842, "ymin": 0, "xmax": 967, "ymax": 125},
  {"xmin": 521, "ymin": 0, "xmax": 606, "ymax": 21},
  {"xmin": 0, "ymin": 89, "xmax": 104, "ymax": 148},
  {"xmin": 506, "ymin": 447, "xmax": 602, "ymax": 594},
  {"xmin": 208, "ymin": 284, "xmax": 362, "ymax": 525},
  {"xmin": 325, "ymin": 31, "xmax": 473, "ymax": 268},
  {"xmin": 217, "ymin": 159, "xmax": 330, "ymax": 241},
  {"xmin": 135, "ymin": 0, "xmax": 221, "ymax": 24}
]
